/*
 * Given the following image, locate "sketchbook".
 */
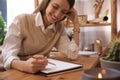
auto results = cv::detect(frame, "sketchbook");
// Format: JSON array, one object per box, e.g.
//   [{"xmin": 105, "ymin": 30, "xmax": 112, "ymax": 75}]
[{"xmin": 37, "ymin": 58, "xmax": 83, "ymax": 76}]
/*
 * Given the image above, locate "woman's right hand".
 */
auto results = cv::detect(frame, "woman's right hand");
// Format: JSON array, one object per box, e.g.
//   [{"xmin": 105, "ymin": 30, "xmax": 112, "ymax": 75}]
[{"xmin": 11, "ymin": 55, "xmax": 48, "ymax": 73}]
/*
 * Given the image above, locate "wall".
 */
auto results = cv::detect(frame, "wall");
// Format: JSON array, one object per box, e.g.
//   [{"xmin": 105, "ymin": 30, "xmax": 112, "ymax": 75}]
[
  {"xmin": 72, "ymin": 0, "xmax": 111, "ymax": 50},
  {"xmin": 7, "ymin": 0, "xmax": 34, "ymax": 28},
  {"xmin": 117, "ymin": 0, "xmax": 120, "ymax": 31}
]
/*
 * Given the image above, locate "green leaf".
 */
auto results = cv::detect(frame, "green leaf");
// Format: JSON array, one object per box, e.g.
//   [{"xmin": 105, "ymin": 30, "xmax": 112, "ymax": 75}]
[
  {"xmin": 106, "ymin": 42, "xmax": 120, "ymax": 61},
  {"xmin": 0, "ymin": 14, "xmax": 6, "ymax": 45}
]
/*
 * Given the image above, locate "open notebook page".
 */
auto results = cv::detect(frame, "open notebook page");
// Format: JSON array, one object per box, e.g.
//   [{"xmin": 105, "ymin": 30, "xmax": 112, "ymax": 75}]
[{"xmin": 39, "ymin": 58, "xmax": 83, "ymax": 76}]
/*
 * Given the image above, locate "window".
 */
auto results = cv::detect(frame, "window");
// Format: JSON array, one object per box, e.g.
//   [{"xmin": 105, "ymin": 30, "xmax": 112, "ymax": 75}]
[
  {"xmin": 7, "ymin": 0, "xmax": 35, "ymax": 28},
  {"xmin": 0, "ymin": 0, "xmax": 7, "ymax": 23}
]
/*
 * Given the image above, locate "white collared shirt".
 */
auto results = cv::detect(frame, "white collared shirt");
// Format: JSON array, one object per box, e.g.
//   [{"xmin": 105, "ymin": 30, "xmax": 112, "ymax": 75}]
[
  {"xmin": 35, "ymin": 12, "xmax": 56, "ymax": 34},
  {"xmin": 1, "ymin": 12, "xmax": 79, "ymax": 70}
]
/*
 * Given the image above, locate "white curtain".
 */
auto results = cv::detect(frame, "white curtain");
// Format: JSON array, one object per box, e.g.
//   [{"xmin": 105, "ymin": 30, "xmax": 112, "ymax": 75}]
[
  {"xmin": 117, "ymin": 0, "xmax": 120, "ymax": 31},
  {"xmin": 74, "ymin": 0, "xmax": 120, "ymax": 50},
  {"xmin": 7, "ymin": 0, "xmax": 34, "ymax": 28},
  {"xmin": 73, "ymin": 0, "xmax": 111, "ymax": 50}
]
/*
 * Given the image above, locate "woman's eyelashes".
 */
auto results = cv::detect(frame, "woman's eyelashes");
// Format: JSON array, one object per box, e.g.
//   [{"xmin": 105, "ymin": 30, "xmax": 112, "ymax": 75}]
[
  {"xmin": 62, "ymin": 11, "xmax": 68, "ymax": 14},
  {"xmin": 52, "ymin": 4, "xmax": 68, "ymax": 15},
  {"xmin": 52, "ymin": 4, "xmax": 59, "ymax": 10}
]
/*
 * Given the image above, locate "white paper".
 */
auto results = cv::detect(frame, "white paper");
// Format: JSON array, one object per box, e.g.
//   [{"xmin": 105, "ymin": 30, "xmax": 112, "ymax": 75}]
[
  {"xmin": 41, "ymin": 58, "xmax": 82, "ymax": 74},
  {"xmin": 78, "ymin": 51, "xmax": 99, "ymax": 56}
]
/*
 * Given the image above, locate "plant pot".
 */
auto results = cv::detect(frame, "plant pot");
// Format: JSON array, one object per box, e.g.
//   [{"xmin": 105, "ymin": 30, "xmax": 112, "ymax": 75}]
[{"xmin": 100, "ymin": 57, "xmax": 120, "ymax": 70}]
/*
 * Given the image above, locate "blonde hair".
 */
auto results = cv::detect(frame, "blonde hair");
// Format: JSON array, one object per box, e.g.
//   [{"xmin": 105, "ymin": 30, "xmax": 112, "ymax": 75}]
[
  {"xmin": 33, "ymin": 0, "xmax": 75, "ymax": 14},
  {"xmin": 33, "ymin": 0, "xmax": 49, "ymax": 13}
]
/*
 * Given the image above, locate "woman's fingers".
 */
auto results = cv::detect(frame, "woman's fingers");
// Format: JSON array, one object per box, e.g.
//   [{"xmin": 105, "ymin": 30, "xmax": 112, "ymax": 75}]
[
  {"xmin": 25, "ymin": 55, "xmax": 48, "ymax": 73},
  {"xmin": 31, "ymin": 55, "xmax": 48, "ymax": 70}
]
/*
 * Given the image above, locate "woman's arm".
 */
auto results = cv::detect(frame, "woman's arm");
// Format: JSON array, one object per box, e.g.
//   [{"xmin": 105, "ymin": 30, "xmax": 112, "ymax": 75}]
[
  {"xmin": 1, "ymin": 18, "xmax": 22, "ymax": 70},
  {"xmin": 55, "ymin": 29, "xmax": 79, "ymax": 60},
  {"xmin": 1, "ymin": 18, "xmax": 48, "ymax": 73},
  {"xmin": 11, "ymin": 55, "xmax": 48, "ymax": 73},
  {"xmin": 66, "ymin": 8, "xmax": 80, "ymax": 46}
]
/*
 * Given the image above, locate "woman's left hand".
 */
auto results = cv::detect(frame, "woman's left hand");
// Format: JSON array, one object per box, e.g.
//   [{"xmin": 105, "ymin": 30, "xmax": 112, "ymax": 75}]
[{"xmin": 66, "ymin": 8, "xmax": 79, "ymax": 25}]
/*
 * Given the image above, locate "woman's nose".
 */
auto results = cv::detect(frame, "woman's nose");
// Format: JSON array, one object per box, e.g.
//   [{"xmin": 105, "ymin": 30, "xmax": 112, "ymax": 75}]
[{"xmin": 54, "ymin": 11, "xmax": 62, "ymax": 19}]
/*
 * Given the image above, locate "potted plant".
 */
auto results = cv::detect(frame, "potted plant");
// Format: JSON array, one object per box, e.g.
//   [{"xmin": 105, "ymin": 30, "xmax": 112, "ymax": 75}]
[
  {"xmin": 0, "ymin": 11, "xmax": 6, "ymax": 45},
  {"xmin": 100, "ymin": 31, "xmax": 120, "ymax": 70}
]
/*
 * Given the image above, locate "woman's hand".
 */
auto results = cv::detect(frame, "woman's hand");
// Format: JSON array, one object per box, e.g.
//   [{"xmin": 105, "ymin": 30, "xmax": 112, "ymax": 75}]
[
  {"xmin": 66, "ymin": 8, "xmax": 79, "ymax": 27},
  {"xmin": 65, "ymin": 8, "xmax": 80, "ymax": 45},
  {"xmin": 24, "ymin": 55, "xmax": 48, "ymax": 73},
  {"xmin": 11, "ymin": 55, "xmax": 48, "ymax": 73}
]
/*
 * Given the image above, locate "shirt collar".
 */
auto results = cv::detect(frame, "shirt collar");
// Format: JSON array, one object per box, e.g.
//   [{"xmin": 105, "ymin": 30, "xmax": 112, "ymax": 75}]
[{"xmin": 35, "ymin": 12, "xmax": 56, "ymax": 32}]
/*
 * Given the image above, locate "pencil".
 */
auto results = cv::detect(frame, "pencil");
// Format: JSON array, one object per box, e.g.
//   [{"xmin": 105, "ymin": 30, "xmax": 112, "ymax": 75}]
[
  {"xmin": 48, "ymin": 61, "xmax": 56, "ymax": 66},
  {"xmin": 31, "ymin": 56, "xmax": 56, "ymax": 66}
]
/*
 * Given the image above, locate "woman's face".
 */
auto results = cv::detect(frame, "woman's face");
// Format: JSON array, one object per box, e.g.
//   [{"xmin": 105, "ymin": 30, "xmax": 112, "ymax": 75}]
[{"xmin": 45, "ymin": 0, "xmax": 70, "ymax": 24}]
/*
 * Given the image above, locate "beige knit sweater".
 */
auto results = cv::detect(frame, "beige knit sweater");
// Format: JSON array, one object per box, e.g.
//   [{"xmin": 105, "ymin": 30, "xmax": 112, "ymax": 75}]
[{"xmin": 17, "ymin": 14, "xmax": 64, "ymax": 58}]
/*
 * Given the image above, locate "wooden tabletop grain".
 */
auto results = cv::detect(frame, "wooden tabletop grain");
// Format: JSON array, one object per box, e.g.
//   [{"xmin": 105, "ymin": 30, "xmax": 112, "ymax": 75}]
[{"xmin": 0, "ymin": 52, "xmax": 100, "ymax": 80}]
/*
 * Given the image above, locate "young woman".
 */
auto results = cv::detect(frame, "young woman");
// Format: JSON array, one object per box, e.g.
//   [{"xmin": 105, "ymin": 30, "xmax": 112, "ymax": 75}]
[{"xmin": 0, "ymin": 0, "xmax": 80, "ymax": 73}]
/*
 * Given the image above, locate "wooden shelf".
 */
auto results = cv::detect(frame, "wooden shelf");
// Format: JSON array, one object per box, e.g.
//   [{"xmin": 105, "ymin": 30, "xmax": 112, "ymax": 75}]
[{"xmin": 63, "ymin": 21, "xmax": 111, "ymax": 27}]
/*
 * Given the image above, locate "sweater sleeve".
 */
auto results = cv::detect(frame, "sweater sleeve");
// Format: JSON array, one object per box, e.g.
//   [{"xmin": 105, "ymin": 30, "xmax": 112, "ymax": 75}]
[
  {"xmin": 1, "ymin": 18, "xmax": 22, "ymax": 70},
  {"xmin": 55, "ymin": 29, "xmax": 79, "ymax": 60}
]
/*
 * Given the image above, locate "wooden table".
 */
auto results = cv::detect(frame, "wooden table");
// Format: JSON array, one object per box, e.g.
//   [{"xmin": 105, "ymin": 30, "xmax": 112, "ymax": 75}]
[{"xmin": 0, "ymin": 52, "xmax": 100, "ymax": 80}]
